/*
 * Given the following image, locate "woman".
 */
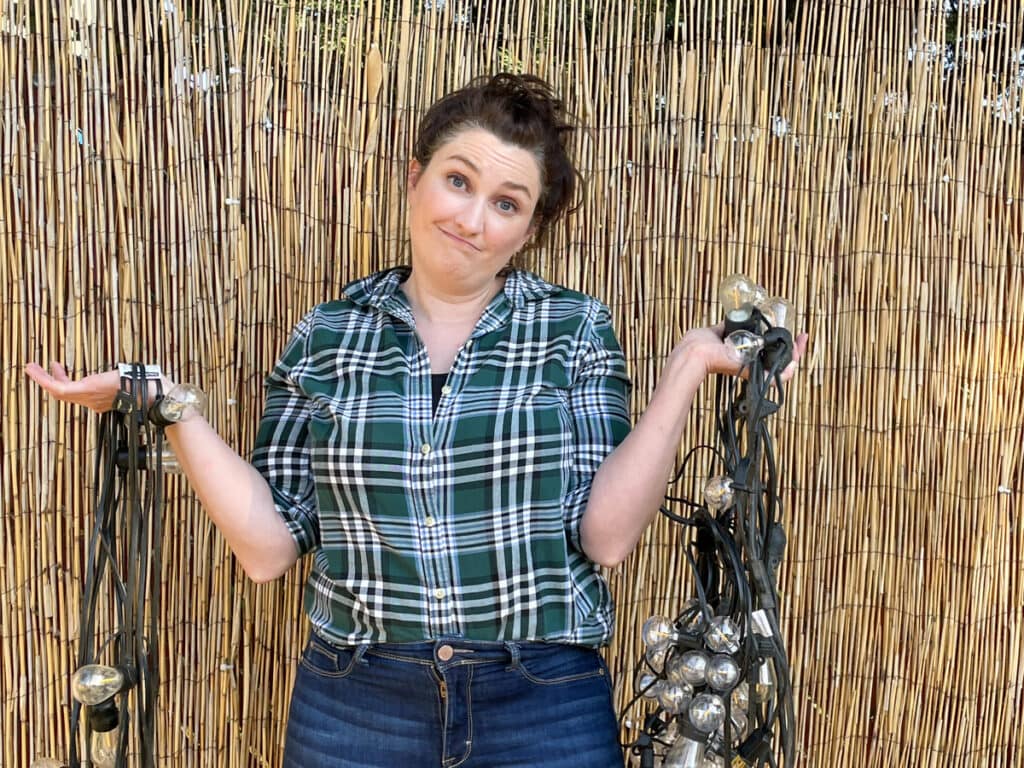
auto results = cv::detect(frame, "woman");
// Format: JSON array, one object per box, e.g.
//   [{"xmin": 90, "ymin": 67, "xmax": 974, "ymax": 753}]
[{"xmin": 26, "ymin": 74, "xmax": 806, "ymax": 767}]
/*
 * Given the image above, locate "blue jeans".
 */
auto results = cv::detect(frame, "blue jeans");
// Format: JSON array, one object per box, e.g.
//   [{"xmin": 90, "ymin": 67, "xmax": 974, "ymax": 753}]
[{"xmin": 283, "ymin": 631, "xmax": 624, "ymax": 767}]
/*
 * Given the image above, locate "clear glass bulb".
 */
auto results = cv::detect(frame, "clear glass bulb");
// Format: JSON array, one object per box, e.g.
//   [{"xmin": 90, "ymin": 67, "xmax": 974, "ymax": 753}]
[
  {"xmin": 725, "ymin": 330, "xmax": 764, "ymax": 364},
  {"xmin": 731, "ymin": 681, "xmax": 749, "ymax": 712},
  {"xmin": 91, "ymin": 729, "xmax": 118, "ymax": 768},
  {"xmin": 718, "ymin": 274, "xmax": 763, "ymax": 323},
  {"xmin": 156, "ymin": 383, "xmax": 209, "ymax": 423},
  {"xmin": 679, "ymin": 601, "xmax": 708, "ymax": 635},
  {"xmin": 645, "ymin": 644, "xmax": 668, "ymax": 673},
  {"xmin": 637, "ymin": 671, "xmax": 663, "ymax": 699},
  {"xmin": 704, "ymin": 616, "xmax": 741, "ymax": 654},
  {"xmin": 757, "ymin": 296, "xmax": 795, "ymax": 335},
  {"xmin": 704, "ymin": 654, "xmax": 741, "ymax": 691},
  {"xmin": 702, "ymin": 476, "xmax": 734, "ymax": 511},
  {"xmin": 662, "ymin": 736, "xmax": 704, "ymax": 768},
  {"xmin": 656, "ymin": 681, "xmax": 694, "ymax": 714},
  {"xmin": 71, "ymin": 665, "xmax": 126, "ymax": 706},
  {"xmin": 670, "ymin": 650, "xmax": 709, "ymax": 686},
  {"xmin": 730, "ymin": 709, "xmax": 749, "ymax": 741},
  {"xmin": 641, "ymin": 615, "xmax": 677, "ymax": 651},
  {"xmin": 688, "ymin": 692, "xmax": 726, "ymax": 734}
]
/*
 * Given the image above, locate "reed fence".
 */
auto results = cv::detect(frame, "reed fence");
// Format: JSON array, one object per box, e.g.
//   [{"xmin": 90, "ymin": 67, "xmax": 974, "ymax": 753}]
[{"xmin": 2, "ymin": 0, "xmax": 1022, "ymax": 765}]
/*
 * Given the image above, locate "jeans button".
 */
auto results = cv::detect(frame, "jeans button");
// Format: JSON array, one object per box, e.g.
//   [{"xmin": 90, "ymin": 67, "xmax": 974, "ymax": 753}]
[{"xmin": 437, "ymin": 644, "xmax": 454, "ymax": 662}]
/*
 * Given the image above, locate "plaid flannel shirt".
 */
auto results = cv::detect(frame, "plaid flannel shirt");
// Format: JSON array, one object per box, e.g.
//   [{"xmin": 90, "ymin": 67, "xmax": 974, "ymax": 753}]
[{"xmin": 251, "ymin": 267, "xmax": 632, "ymax": 647}]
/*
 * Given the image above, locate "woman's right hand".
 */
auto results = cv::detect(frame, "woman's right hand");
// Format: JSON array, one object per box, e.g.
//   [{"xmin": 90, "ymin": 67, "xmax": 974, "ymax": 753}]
[{"xmin": 24, "ymin": 361, "xmax": 124, "ymax": 413}]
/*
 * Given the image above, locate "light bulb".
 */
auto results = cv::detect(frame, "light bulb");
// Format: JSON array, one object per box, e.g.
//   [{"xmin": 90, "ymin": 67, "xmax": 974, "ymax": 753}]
[
  {"xmin": 71, "ymin": 665, "xmax": 128, "ymax": 706},
  {"xmin": 704, "ymin": 616, "xmax": 741, "ymax": 654},
  {"xmin": 637, "ymin": 672, "xmax": 663, "ymax": 699},
  {"xmin": 642, "ymin": 615, "xmax": 677, "ymax": 651},
  {"xmin": 718, "ymin": 274, "xmax": 763, "ymax": 323},
  {"xmin": 724, "ymin": 330, "xmax": 764, "ymax": 364},
  {"xmin": 31, "ymin": 760, "xmax": 65, "ymax": 768},
  {"xmin": 729, "ymin": 709, "xmax": 749, "ymax": 741},
  {"xmin": 702, "ymin": 476, "xmax": 734, "ymax": 511},
  {"xmin": 679, "ymin": 601, "xmax": 708, "ymax": 635},
  {"xmin": 688, "ymin": 692, "xmax": 726, "ymax": 733},
  {"xmin": 155, "ymin": 383, "xmax": 208, "ymax": 423},
  {"xmin": 669, "ymin": 650, "xmax": 709, "ymax": 686},
  {"xmin": 752, "ymin": 659, "xmax": 777, "ymax": 702},
  {"xmin": 656, "ymin": 681, "xmax": 694, "ymax": 714},
  {"xmin": 731, "ymin": 681, "xmax": 749, "ymax": 712},
  {"xmin": 91, "ymin": 729, "xmax": 118, "ymax": 768},
  {"xmin": 662, "ymin": 736, "xmax": 704, "ymax": 768},
  {"xmin": 704, "ymin": 654, "xmax": 741, "ymax": 691},
  {"xmin": 645, "ymin": 644, "xmax": 668, "ymax": 673},
  {"xmin": 757, "ymin": 296, "xmax": 795, "ymax": 335}
]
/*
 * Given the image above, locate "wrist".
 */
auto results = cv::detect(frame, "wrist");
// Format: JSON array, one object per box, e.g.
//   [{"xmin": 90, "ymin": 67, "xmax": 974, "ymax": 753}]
[{"xmin": 663, "ymin": 343, "xmax": 709, "ymax": 395}]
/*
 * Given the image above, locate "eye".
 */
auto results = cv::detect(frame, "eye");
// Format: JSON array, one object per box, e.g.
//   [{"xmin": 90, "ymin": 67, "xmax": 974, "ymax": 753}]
[
  {"xmin": 448, "ymin": 174, "xmax": 468, "ymax": 190},
  {"xmin": 496, "ymin": 198, "xmax": 519, "ymax": 214}
]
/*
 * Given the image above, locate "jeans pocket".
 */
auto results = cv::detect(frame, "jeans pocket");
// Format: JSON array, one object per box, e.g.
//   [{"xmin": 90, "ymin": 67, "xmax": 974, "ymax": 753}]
[
  {"xmin": 513, "ymin": 645, "xmax": 609, "ymax": 687},
  {"xmin": 299, "ymin": 634, "xmax": 360, "ymax": 679}
]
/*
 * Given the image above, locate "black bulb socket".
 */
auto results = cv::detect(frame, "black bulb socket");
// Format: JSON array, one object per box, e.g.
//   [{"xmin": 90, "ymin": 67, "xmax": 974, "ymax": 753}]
[
  {"xmin": 760, "ymin": 327, "xmax": 793, "ymax": 372},
  {"xmin": 87, "ymin": 699, "xmax": 119, "ymax": 732}
]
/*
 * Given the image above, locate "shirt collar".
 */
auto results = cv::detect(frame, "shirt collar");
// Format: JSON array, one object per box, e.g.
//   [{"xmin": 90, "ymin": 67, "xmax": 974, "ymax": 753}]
[{"xmin": 341, "ymin": 266, "xmax": 562, "ymax": 324}]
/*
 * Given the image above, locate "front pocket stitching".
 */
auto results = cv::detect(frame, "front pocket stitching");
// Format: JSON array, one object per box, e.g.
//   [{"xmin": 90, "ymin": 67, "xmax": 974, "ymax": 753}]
[
  {"xmin": 299, "ymin": 642, "xmax": 359, "ymax": 678},
  {"xmin": 515, "ymin": 666, "xmax": 605, "ymax": 686}
]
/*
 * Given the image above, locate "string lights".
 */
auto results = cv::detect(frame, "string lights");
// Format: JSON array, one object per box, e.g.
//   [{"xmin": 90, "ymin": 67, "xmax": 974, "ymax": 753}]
[
  {"xmin": 622, "ymin": 275, "xmax": 798, "ymax": 768},
  {"xmin": 33, "ymin": 366, "xmax": 204, "ymax": 768}
]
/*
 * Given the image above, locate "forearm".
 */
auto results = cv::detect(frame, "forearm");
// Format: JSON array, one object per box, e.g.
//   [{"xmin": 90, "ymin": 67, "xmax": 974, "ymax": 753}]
[
  {"xmin": 163, "ymin": 417, "xmax": 300, "ymax": 582},
  {"xmin": 580, "ymin": 348, "xmax": 707, "ymax": 567}
]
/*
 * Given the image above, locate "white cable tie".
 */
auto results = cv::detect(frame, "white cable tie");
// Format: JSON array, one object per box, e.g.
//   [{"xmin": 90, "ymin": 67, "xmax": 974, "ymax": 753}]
[{"xmin": 117, "ymin": 363, "xmax": 162, "ymax": 380}]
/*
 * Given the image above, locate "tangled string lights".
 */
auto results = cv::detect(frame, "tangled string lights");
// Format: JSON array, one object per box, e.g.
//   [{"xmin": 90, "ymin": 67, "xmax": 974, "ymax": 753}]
[
  {"xmin": 34, "ymin": 366, "xmax": 206, "ymax": 768},
  {"xmin": 622, "ymin": 275, "xmax": 798, "ymax": 768}
]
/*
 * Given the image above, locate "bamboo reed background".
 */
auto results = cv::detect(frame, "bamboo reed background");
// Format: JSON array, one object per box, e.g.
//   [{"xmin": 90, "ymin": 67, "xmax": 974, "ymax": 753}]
[{"xmin": 2, "ymin": 0, "xmax": 1023, "ymax": 765}]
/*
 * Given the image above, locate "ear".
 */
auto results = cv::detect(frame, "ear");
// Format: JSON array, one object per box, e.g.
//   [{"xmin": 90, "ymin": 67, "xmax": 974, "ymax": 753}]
[{"xmin": 407, "ymin": 159, "xmax": 423, "ymax": 190}]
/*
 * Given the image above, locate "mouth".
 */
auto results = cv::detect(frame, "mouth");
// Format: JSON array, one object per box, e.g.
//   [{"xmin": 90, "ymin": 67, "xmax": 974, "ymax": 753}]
[{"xmin": 440, "ymin": 228, "xmax": 480, "ymax": 251}]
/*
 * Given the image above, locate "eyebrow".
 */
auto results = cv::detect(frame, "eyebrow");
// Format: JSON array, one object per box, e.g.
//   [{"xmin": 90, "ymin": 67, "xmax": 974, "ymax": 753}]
[{"xmin": 448, "ymin": 154, "xmax": 536, "ymax": 200}]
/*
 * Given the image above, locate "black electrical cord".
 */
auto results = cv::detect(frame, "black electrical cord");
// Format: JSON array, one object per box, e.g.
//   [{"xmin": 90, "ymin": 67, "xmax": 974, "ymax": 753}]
[
  {"xmin": 622, "ymin": 331, "xmax": 797, "ymax": 767},
  {"xmin": 68, "ymin": 368, "xmax": 165, "ymax": 768}
]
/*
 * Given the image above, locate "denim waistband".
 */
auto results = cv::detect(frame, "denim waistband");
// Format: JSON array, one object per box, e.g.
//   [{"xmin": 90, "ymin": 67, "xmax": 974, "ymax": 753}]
[{"xmin": 309, "ymin": 629, "xmax": 595, "ymax": 670}]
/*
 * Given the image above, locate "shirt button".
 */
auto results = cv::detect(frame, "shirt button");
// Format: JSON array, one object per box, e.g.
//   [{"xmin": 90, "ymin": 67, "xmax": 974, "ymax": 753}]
[
  {"xmin": 434, "ymin": 588, "xmax": 445, "ymax": 600},
  {"xmin": 424, "ymin": 516, "xmax": 436, "ymax": 528},
  {"xmin": 440, "ymin": 385, "xmax": 452, "ymax": 395},
  {"xmin": 420, "ymin": 443, "xmax": 431, "ymax": 455}
]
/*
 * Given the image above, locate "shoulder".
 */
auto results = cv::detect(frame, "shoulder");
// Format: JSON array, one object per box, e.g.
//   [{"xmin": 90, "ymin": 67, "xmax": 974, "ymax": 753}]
[
  {"xmin": 509, "ymin": 269, "xmax": 611, "ymax": 321},
  {"xmin": 512, "ymin": 270, "xmax": 614, "ymax": 335}
]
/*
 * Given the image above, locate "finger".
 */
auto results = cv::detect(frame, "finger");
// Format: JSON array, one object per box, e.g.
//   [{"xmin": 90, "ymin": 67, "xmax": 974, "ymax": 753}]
[
  {"xmin": 50, "ymin": 361, "xmax": 71, "ymax": 383},
  {"xmin": 24, "ymin": 363, "xmax": 57, "ymax": 390}
]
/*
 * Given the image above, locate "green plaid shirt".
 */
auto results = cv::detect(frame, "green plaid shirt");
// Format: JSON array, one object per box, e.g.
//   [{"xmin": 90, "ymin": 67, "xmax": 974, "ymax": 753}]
[{"xmin": 252, "ymin": 267, "xmax": 632, "ymax": 647}]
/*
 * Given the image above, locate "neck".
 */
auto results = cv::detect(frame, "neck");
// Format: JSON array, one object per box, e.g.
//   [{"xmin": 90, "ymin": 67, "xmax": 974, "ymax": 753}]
[{"xmin": 402, "ymin": 269, "xmax": 505, "ymax": 325}]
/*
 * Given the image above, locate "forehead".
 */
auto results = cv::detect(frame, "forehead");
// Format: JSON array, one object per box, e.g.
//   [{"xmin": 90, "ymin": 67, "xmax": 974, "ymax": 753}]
[{"xmin": 431, "ymin": 127, "xmax": 543, "ymax": 195}]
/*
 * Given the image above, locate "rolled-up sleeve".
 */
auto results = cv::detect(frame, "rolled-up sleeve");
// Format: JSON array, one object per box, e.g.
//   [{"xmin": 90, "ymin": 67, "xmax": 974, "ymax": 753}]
[
  {"xmin": 563, "ymin": 302, "xmax": 632, "ymax": 552},
  {"xmin": 251, "ymin": 311, "xmax": 321, "ymax": 556}
]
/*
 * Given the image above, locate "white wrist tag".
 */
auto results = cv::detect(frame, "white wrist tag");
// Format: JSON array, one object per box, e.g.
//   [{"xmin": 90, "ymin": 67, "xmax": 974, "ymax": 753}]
[{"xmin": 117, "ymin": 363, "xmax": 163, "ymax": 380}]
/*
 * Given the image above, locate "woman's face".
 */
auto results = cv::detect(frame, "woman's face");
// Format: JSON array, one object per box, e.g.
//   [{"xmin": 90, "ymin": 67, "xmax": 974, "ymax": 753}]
[{"xmin": 406, "ymin": 127, "xmax": 541, "ymax": 294}]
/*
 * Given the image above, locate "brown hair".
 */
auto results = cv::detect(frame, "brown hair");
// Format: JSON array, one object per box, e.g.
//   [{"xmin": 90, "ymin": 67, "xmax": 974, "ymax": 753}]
[{"xmin": 413, "ymin": 73, "xmax": 580, "ymax": 241}]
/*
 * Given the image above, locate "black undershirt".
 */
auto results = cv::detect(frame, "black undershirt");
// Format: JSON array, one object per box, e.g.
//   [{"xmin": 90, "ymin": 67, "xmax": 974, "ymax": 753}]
[{"xmin": 431, "ymin": 373, "xmax": 447, "ymax": 412}]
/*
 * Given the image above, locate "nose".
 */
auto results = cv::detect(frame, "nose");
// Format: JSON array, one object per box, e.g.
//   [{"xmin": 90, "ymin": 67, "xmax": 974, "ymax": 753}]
[{"xmin": 453, "ymin": 196, "xmax": 485, "ymax": 235}]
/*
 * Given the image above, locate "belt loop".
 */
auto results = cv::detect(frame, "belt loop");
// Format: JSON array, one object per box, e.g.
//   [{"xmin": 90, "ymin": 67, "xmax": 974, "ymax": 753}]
[
  {"xmin": 353, "ymin": 644, "xmax": 370, "ymax": 666},
  {"xmin": 504, "ymin": 641, "xmax": 520, "ymax": 671}
]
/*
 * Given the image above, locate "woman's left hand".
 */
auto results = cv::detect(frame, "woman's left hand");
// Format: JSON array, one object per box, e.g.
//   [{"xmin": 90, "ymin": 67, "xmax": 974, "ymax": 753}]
[{"xmin": 670, "ymin": 324, "xmax": 809, "ymax": 382}]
